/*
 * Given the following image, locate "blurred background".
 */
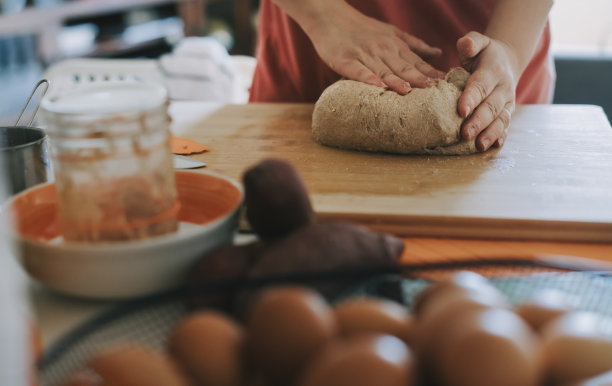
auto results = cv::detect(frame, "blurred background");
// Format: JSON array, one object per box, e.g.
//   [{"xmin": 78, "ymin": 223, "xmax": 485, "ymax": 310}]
[{"xmin": 0, "ymin": 0, "xmax": 611, "ymax": 125}]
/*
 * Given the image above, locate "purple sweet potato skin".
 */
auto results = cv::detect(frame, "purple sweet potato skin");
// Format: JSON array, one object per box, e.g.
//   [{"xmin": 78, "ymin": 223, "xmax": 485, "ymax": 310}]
[
  {"xmin": 231, "ymin": 222, "xmax": 404, "ymax": 316},
  {"xmin": 247, "ymin": 222, "xmax": 404, "ymax": 278},
  {"xmin": 188, "ymin": 222, "xmax": 404, "ymax": 314},
  {"xmin": 243, "ymin": 158, "xmax": 315, "ymax": 240},
  {"xmin": 187, "ymin": 242, "xmax": 265, "ymax": 309}
]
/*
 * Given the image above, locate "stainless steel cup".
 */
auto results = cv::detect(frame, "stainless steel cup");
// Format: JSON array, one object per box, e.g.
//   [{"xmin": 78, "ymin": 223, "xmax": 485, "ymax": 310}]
[{"xmin": 0, "ymin": 126, "xmax": 50, "ymax": 196}]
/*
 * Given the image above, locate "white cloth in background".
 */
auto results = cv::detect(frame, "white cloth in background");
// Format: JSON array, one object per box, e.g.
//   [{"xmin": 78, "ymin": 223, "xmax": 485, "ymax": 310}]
[{"xmin": 159, "ymin": 37, "xmax": 256, "ymax": 103}]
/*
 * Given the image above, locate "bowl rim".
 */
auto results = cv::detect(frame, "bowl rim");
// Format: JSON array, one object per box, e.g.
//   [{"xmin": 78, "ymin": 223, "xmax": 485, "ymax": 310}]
[{"xmin": 5, "ymin": 170, "xmax": 243, "ymax": 254}]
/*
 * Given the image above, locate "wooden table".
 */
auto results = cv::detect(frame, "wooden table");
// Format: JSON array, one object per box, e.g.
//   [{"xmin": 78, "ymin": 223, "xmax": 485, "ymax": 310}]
[
  {"xmin": 34, "ymin": 101, "xmax": 612, "ymax": 350},
  {"xmin": 169, "ymin": 101, "xmax": 612, "ymax": 268}
]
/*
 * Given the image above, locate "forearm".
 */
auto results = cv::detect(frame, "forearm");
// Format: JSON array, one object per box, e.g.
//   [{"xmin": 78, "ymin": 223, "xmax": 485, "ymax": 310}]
[
  {"xmin": 270, "ymin": 0, "xmax": 354, "ymax": 35},
  {"xmin": 485, "ymin": 0, "xmax": 553, "ymax": 77}
]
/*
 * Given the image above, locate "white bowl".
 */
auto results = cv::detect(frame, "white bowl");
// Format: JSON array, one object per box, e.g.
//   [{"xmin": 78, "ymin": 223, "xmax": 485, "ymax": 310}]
[{"xmin": 5, "ymin": 171, "xmax": 243, "ymax": 299}]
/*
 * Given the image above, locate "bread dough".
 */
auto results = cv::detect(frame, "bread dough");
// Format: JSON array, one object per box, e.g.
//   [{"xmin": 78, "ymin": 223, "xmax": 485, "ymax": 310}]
[{"xmin": 312, "ymin": 68, "xmax": 477, "ymax": 155}]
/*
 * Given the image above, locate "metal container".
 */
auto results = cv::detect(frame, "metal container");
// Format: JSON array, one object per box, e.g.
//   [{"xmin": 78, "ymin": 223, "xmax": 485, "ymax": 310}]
[{"xmin": 0, "ymin": 126, "xmax": 50, "ymax": 196}]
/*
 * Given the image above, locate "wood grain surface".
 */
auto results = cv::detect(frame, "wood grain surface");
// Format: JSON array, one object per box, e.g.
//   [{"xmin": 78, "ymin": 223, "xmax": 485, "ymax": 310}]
[{"xmin": 172, "ymin": 103, "xmax": 612, "ymax": 242}]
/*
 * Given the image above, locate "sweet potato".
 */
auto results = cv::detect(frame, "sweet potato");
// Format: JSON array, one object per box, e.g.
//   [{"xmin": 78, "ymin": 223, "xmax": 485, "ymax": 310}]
[
  {"xmin": 231, "ymin": 222, "xmax": 404, "ymax": 316},
  {"xmin": 247, "ymin": 222, "xmax": 403, "ymax": 278},
  {"xmin": 189, "ymin": 159, "xmax": 405, "ymax": 316},
  {"xmin": 189, "ymin": 222, "xmax": 404, "ymax": 316},
  {"xmin": 187, "ymin": 242, "xmax": 265, "ymax": 310},
  {"xmin": 243, "ymin": 158, "xmax": 315, "ymax": 239}
]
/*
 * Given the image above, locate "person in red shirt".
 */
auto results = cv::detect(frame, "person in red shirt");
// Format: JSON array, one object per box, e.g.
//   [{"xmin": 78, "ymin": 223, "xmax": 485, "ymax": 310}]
[{"xmin": 250, "ymin": 0, "xmax": 555, "ymax": 152}]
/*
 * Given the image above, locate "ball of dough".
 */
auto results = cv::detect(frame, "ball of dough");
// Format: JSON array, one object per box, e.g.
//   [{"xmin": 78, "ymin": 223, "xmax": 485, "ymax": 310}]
[{"xmin": 312, "ymin": 68, "xmax": 477, "ymax": 155}]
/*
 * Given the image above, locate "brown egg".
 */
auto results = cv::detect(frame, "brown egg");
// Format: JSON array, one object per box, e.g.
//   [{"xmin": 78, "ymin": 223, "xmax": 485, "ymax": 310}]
[
  {"xmin": 169, "ymin": 311, "xmax": 244, "ymax": 386},
  {"xmin": 296, "ymin": 334, "xmax": 415, "ymax": 386},
  {"xmin": 62, "ymin": 369, "xmax": 102, "ymax": 386},
  {"xmin": 436, "ymin": 308, "xmax": 540, "ymax": 386},
  {"xmin": 516, "ymin": 289, "xmax": 573, "ymax": 331},
  {"xmin": 541, "ymin": 311, "xmax": 612, "ymax": 384},
  {"xmin": 333, "ymin": 297, "xmax": 413, "ymax": 344},
  {"xmin": 245, "ymin": 286, "xmax": 337, "ymax": 385},
  {"xmin": 88, "ymin": 345, "xmax": 191, "ymax": 386},
  {"xmin": 413, "ymin": 271, "xmax": 508, "ymax": 319},
  {"xmin": 413, "ymin": 281, "xmax": 510, "ymax": 377}
]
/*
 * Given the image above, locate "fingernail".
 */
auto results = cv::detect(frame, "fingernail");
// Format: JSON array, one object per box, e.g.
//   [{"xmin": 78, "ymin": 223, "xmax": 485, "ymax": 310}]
[
  {"xmin": 497, "ymin": 136, "xmax": 505, "ymax": 146},
  {"xmin": 481, "ymin": 138, "xmax": 491, "ymax": 150},
  {"xmin": 403, "ymin": 82, "xmax": 412, "ymax": 93},
  {"xmin": 425, "ymin": 78, "xmax": 436, "ymax": 87}
]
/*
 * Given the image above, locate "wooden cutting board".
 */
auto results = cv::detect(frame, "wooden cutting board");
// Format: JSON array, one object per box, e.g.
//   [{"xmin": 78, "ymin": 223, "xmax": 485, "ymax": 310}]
[{"xmin": 172, "ymin": 103, "xmax": 612, "ymax": 242}]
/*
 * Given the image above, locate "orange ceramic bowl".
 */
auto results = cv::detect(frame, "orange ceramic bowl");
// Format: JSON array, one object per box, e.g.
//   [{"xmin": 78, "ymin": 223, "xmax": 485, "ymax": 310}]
[{"xmin": 6, "ymin": 171, "xmax": 243, "ymax": 299}]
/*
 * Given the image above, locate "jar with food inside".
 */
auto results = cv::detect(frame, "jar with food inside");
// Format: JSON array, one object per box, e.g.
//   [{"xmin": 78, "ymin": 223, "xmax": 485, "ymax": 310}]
[{"xmin": 40, "ymin": 83, "xmax": 179, "ymax": 242}]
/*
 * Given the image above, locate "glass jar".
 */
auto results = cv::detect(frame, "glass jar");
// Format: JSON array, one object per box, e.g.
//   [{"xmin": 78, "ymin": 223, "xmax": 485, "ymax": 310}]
[{"xmin": 40, "ymin": 83, "xmax": 179, "ymax": 242}]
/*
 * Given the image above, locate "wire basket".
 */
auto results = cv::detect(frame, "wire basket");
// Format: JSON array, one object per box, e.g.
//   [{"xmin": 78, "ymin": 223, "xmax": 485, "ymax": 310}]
[{"xmin": 39, "ymin": 257, "xmax": 612, "ymax": 386}]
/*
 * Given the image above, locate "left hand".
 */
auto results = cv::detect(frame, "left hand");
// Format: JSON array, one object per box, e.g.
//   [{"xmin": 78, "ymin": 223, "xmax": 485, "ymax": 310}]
[{"xmin": 456, "ymin": 31, "xmax": 520, "ymax": 151}]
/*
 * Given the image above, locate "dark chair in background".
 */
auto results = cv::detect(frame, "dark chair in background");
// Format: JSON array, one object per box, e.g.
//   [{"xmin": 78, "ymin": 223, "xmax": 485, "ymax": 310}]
[{"xmin": 553, "ymin": 56, "xmax": 612, "ymax": 121}]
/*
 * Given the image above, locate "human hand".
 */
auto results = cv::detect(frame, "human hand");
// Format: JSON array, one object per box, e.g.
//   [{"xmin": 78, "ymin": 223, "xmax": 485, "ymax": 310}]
[
  {"xmin": 457, "ymin": 31, "xmax": 520, "ymax": 151},
  {"xmin": 306, "ymin": 5, "xmax": 445, "ymax": 95}
]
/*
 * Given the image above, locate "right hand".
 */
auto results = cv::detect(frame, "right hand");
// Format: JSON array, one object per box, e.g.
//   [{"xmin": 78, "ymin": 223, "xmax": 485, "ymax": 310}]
[{"xmin": 305, "ymin": 5, "xmax": 445, "ymax": 95}]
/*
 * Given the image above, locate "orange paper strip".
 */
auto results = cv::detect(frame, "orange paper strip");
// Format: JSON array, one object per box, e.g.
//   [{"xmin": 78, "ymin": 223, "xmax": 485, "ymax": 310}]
[{"xmin": 171, "ymin": 135, "xmax": 210, "ymax": 155}]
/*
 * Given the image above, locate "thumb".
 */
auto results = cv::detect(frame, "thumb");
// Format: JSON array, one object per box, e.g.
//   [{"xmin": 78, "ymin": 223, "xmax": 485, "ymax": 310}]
[{"xmin": 457, "ymin": 31, "xmax": 490, "ymax": 60}]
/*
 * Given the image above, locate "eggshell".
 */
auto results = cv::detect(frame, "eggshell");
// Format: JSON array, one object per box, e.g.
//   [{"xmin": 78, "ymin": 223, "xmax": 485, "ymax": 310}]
[
  {"xmin": 413, "ymin": 271, "xmax": 508, "ymax": 319},
  {"xmin": 245, "ymin": 286, "xmax": 337, "ymax": 385},
  {"xmin": 516, "ymin": 289, "xmax": 573, "ymax": 332},
  {"xmin": 296, "ymin": 334, "xmax": 415, "ymax": 386},
  {"xmin": 436, "ymin": 308, "xmax": 540, "ymax": 386},
  {"xmin": 413, "ymin": 282, "xmax": 510, "ymax": 377},
  {"xmin": 333, "ymin": 297, "xmax": 413, "ymax": 344},
  {"xmin": 169, "ymin": 311, "xmax": 244, "ymax": 386},
  {"xmin": 62, "ymin": 369, "xmax": 102, "ymax": 386},
  {"xmin": 88, "ymin": 345, "xmax": 191, "ymax": 386},
  {"xmin": 541, "ymin": 311, "xmax": 612, "ymax": 384}
]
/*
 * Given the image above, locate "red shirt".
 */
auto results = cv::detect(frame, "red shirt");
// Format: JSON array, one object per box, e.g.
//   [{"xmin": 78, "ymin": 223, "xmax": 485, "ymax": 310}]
[{"xmin": 249, "ymin": 0, "xmax": 555, "ymax": 104}]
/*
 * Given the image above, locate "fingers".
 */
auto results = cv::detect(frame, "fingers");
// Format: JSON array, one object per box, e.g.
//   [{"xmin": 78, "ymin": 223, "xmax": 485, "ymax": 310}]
[
  {"xmin": 339, "ymin": 57, "xmax": 416, "ymax": 95},
  {"xmin": 338, "ymin": 54, "xmax": 436, "ymax": 95},
  {"xmin": 460, "ymin": 80, "xmax": 514, "ymax": 152},
  {"xmin": 457, "ymin": 68, "xmax": 497, "ymax": 118},
  {"xmin": 455, "ymin": 33, "xmax": 517, "ymax": 151},
  {"xmin": 475, "ymin": 106, "xmax": 512, "ymax": 151},
  {"xmin": 493, "ymin": 128, "xmax": 508, "ymax": 148},
  {"xmin": 385, "ymin": 57, "xmax": 437, "ymax": 89},
  {"xmin": 412, "ymin": 57, "xmax": 446, "ymax": 79},
  {"xmin": 326, "ymin": 27, "xmax": 445, "ymax": 93},
  {"xmin": 398, "ymin": 30, "xmax": 443, "ymax": 58},
  {"xmin": 356, "ymin": 53, "xmax": 435, "ymax": 94},
  {"xmin": 368, "ymin": 57, "xmax": 413, "ymax": 94},
  {"xmin": 461, "ymin": 83, "xmax": 512, "ymax": 140},
  {"xmin": 457, "ymin": 31, "xmax": 491, "ymax": 61},
  {"xmin": 363, "ymin": 46, "xmax": 443, "ymax": 93},
  {"xmin": 340, "ymin": 59, "xmax": 387, "ymax": 89}
]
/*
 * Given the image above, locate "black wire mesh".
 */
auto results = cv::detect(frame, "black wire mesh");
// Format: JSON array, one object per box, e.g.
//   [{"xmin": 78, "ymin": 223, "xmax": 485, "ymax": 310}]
[{"xmin": 39, "ymin": 258, "xmax": 612, "ymax": 386}]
